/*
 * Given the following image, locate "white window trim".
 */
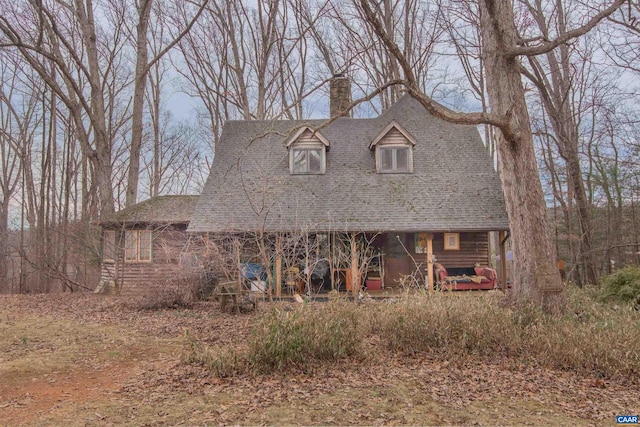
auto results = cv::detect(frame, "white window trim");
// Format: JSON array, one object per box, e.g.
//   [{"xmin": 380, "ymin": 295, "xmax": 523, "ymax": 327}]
[
  {"xmin": 376, "ymin": 145, "xmax": 413, "ymax": 174},
  {"xmin": 289, "ymin": 145, "xmax": 326, "ymax": 175},
  {"xmin": 124, "ymin": 230, "xmax": 153, "ymax": 263}
]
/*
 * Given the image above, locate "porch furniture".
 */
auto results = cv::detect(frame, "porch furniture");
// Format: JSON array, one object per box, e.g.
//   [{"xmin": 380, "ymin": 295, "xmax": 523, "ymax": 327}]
[
  {"xmin": 285, "ymin": 266, "xmax": 303, "ymax": 294},
  {"xmin": 366, "ymin": 250, "xmax": 384, "ymax": 289},
  {"xmin": 365, "ymin": 276, "xmax": 382, "ymax": 290},
  {"xmin": 214, "ymin": 281, "xmax": 242, "ymax": 314},
  {"xmin": 436, "ymin": 265, "xmax": 498, "ymax": 291},
  {"xmin": 213, "ymin": 281, "xmax": 258, "ymax": 313}
]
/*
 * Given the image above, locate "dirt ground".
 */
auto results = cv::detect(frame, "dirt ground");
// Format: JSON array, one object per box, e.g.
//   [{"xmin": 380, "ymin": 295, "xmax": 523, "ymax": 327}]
[{"xmin": 0, "ymin": 293, "xmax": 638, "ymax": 426}]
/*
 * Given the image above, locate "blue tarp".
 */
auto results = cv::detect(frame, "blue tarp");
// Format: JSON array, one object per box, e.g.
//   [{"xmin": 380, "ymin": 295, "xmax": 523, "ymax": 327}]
[{"xmin": 240, "ymin": 262, "xmax": 267, "ymax": 281}]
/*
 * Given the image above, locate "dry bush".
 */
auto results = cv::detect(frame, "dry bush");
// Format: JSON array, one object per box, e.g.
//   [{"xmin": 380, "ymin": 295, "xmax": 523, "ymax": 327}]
[
  {"xmin": 183, "ymin": 288, "xmax": 640, "ymax": 380},
  {"xmin": 247, "ymin": 302, "xmax": 362, "ymax": 372},
  {"xmin": 183, "ymin": 301, "xmax": 364, "ymax": 375},
  {"xmin": 531, "ymin": 285, "xmax": 640, "ymax": 378},
  {"xmin": 372, "ymin": 289, "xmax": 640, "ymax": 379},
  {"xmin": 371, "ymin": 293, "xmax": 528, "ymax": 357},
  {"xmin": 135, "ymin": 276, "xmax": 203, "ymax": 310}
]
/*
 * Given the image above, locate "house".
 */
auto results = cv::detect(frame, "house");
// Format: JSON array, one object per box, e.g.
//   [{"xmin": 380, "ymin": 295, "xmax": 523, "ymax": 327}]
[
  {"xmin": 187, "ymin": 75, "xmax": 510, "ymax": 294},
  {"xmin": 96, "ymin": 195, "xmax": 200, "ymax": 295}
]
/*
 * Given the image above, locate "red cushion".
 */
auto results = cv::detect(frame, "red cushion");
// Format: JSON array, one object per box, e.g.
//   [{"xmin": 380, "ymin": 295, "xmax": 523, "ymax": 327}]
[{"xmin": 482, "ymin": 268, "xmax": 497, "ymax": 280}]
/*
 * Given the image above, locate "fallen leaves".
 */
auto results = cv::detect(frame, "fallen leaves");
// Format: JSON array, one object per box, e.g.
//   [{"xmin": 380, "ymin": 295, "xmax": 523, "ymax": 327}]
[{"xmin": 1, "ymin": 293, "xmax": 639, "ymax": 426}]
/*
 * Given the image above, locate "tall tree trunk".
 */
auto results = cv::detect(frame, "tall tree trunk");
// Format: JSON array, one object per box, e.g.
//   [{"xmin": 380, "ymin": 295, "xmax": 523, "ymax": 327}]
[
  {"xmin": 525, "ymin": 0, "xmax": 599, "ymax": 287},
  {"xmin": 478, "ymin": 0, "xmax": 564, "ymax": 309},
  {"xmin": 76, "ymin": 0, "xmax": 115, "ymax": 217},
  {"xmin": 126, "ymin": 0, "xmax": 153, "ymax": 207}
]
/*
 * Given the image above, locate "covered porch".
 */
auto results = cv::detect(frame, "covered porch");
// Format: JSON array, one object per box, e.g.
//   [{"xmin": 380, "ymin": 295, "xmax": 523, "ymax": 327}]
[{"xmin": 207, "ymin": 229, "xmax": 509, "ymax": 297}]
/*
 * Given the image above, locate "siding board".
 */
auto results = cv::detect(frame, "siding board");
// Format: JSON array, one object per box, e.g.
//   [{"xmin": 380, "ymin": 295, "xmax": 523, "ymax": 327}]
[
  {"xmin": 431, "ymin": 232, "xmax": 489, "ymax": 267},
  {"xmin": 100, "ymin": 224, "xmax": 199, "ymax": 296}
]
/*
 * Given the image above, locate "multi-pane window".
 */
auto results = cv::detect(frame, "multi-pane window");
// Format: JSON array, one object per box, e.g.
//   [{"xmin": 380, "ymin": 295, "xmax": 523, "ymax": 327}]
[
  {"xmin": 292, "ymin": 147, "xmax": 324, "ymax": 174},
  {"xmin": 103, "ymin": 230, "xmax": 116, "ymax": 262},
  {"xmin": 124, "ymin": 230, "xmax": 152, "ymax": 262},
  {"xmin": 379, "ymin": 146, "xmax": 411, "ymax": 173}
]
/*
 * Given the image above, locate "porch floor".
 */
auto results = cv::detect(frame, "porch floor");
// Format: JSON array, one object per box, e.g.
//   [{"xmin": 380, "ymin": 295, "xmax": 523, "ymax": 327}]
[{"xmin": 253, "ymin": 286, "xmax": 501, "ymax": 302}]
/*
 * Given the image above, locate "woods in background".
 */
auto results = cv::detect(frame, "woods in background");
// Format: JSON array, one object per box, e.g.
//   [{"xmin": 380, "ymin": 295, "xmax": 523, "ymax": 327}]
[{"xmin": 0, "ymin": 0, "xmax": 638, "ymax": 294}]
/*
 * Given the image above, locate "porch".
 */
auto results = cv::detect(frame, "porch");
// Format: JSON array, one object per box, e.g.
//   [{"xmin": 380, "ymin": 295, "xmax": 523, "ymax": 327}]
[{"xmin": 210, "ymin": 230, "xmax": 509, "ymax": 297}]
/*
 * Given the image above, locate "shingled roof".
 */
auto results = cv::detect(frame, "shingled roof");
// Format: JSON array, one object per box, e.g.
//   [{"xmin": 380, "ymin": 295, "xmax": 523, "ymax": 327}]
[
  {"xmin": 98, "ymin": 195, "xmax": 199, "ymax": 227},
  {"xmin": 188, "ymin": 95, "xmax": 509, "ymax": 233}
]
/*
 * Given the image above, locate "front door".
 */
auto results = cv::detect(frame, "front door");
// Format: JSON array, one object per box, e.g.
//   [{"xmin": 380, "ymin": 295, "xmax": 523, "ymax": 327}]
[{"xmin": 383, "ymin": 233, "xmax": 411, "ymax": 287}]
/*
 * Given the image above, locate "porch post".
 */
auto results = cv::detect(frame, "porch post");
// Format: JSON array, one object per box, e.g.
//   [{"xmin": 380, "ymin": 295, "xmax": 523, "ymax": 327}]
[
  {"xmin": 426, "ymin": 233, "xmax": 434, "ymax": 292},
  {"xmin": 275, "ymin": 234, "xmax": 282, "ymax": 297},
  {"xmin": 499, "ymin": 230, "xmax": 507, "ymax": 292},
  {"xmin": 350, "ymin": 233, "xmax": 359, "ymax": 296},
  {"xmin": 329, "ymin": 232, "xmax": 335, "ymax": 291},
  {"xmin": 235, "ymin": 239, "xmax": 242, "ymax": 290}
]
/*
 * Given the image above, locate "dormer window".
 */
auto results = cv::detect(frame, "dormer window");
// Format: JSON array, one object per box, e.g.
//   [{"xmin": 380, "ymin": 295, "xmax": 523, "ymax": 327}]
[
  {"xmin": 284, "ymin": 127, "xmax": 329, "ymax": 175},
  {"xmin": 292, "ymin": 147, "xmax": 324, "ymax": 174},
  {"xmin": 380, "ymin": 146, "xmax": 410, "ymax": 172},
  {"xmin": 369, "ymin": 120, "xmax": 416, "ymax": 174}
]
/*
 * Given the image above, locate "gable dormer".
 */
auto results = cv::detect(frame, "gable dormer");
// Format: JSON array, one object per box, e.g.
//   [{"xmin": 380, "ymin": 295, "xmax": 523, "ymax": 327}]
[
  {"xmin": 284, "ymin": 127, "xmax": 330, "ymax": 175},
  {"xmin": 369, "ymin": 120, "xmax": 416, "ymax": 174}
]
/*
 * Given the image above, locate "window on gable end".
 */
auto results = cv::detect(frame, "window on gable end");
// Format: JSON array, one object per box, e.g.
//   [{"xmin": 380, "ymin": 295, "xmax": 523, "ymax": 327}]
[
  {"xmin": 292, "ymin": 147, "xmax": 324, "ymax": 174},
  {"xmin": 379, "ymin": 146, "xmax": 411, "ymax": 173},
  {"xmin": 286, "ymin": 128, "xmax": 329, "ymax": 175},
  {"xmin": 370, "ymin": 121, "xmax": 416, "ymax": 174}
]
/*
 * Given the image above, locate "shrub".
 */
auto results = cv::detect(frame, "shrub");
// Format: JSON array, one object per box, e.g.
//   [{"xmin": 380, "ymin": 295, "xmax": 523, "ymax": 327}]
[
  {"xmin": 248, "ymin": 303, "xmax": 361, "ymax": 372},
  {"xmin": 183, "ymin": 290, "xmax": 640, "ymax": 381},
  {"xmin": 373, "ymin": 294, "xmax": 529, "ymax": 357},
  {"xmin": 135, "ymin": 278, "xmax": 196, "ymax": 310},
  {"xmin": 373, "ymin": 291, "xmax": 640, "ymax": 379},
  {"xmin": 600, "ymin": 267, "xmax": 640, "ymax": 304}
]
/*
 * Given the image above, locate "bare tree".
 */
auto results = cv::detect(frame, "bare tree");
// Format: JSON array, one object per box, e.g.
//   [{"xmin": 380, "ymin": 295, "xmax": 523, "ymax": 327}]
[
  {"xmin": 606, "ymin": 1, "xmax": 640, "ymax": 74},
  {"xmin": 175, "ymin": 0, "xmax": 329, "ymax": 150},
  {"xmin": 439, "ymin": 0, "xmax": 496, "ymax": 157},
  {"xmin": 0, "ymin": 58, "xmax": 25, "ymax": 287},
  {"xmin": 317, "ymin": 0, "xmax": 443, "ymax": 114},
  {"xmin": 514, "ymin": 0, "xmax": 601, "ymax": 287},
  {"xmin": 358, "ymin": 0, "xmax": 625, "ymax": 310},
  {"xmin": 124, "ymin": 0, "xmax": 208, "ymax": 207},
  {"xmin": 0, "ymin": 0, "xmax": 124, "ymax": 217}
]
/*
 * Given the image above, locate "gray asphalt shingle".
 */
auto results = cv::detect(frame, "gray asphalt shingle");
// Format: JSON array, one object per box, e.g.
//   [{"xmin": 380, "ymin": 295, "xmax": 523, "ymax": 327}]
[
  {"xmin": 188, "ymin": 95, "xmax": 509, "ymax": 233},
  {"xmin": 99, "ymin": 195, "xmax": 199, "ymax": 226}
]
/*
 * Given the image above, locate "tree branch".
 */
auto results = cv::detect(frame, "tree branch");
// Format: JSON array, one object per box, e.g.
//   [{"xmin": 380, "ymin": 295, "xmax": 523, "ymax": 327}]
[
  {"xmin": 358, "ymin": 0, "xmax": 509, "ymax": 130},
  {"xmin": 145, "ymin": 0, "xmax": 209, "ymax": 74},
  {"xmin": 507, "ymin": 0, "xmax": 626, "ymax": 57}
]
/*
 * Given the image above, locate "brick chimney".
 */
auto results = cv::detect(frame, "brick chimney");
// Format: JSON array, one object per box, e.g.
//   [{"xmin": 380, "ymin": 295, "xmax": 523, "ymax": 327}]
[{"xmin": 330, "ymin": 73, "xmax": 351, "ymax": 118}]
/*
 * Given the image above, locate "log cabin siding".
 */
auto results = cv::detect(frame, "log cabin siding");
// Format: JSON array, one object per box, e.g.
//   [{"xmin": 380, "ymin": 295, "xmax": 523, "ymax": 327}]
[
  {"xmin": 375, "ymin": 232, "xmax": 489, "ymax": 288},
  {"xmin": 430, "ymin": 232, "xmax": 490, "ymax": 267},
  {"xmin": 100, "ymin": 224, "xmax": 199, "ymax": 296}
]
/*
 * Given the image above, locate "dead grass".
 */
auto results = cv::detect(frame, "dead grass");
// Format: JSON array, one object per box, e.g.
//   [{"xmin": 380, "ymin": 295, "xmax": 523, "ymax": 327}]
[
  {"xmin": 0, "ymin": 291, "xmax": 639, "ymax": 426},
  {"xmin": 0, "ymin": 314, "xmax": 134, "ymax": 377},
  {"xmin": 372, "ymin": 288, "xmax": 640, "ymax": 379},
  {"xmin": 187, "ymin": 288, "xmax": 640, "ymax": 381}
]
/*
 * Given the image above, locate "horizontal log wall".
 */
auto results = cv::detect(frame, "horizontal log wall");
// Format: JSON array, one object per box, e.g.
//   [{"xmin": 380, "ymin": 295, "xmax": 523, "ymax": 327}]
[
  {"xmin": 430, "ymin": 232, "xmax": 489, "ymax": 268},
  {"xmin": 378, "ymin": 232, "xmax": 489, "ymax": 288},
  {"xmin": 100, "ymin": 225, "xmax": 202, "ymax": 296}
]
